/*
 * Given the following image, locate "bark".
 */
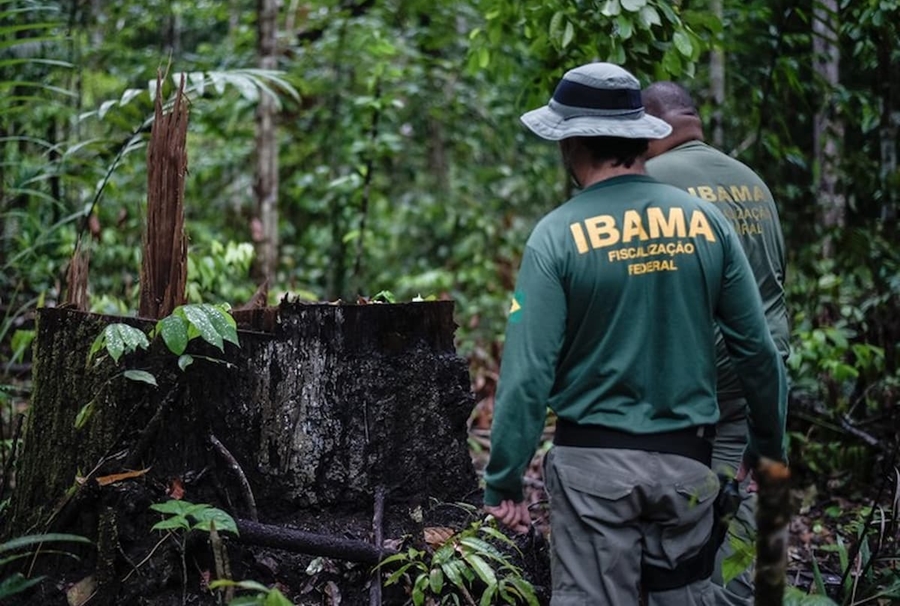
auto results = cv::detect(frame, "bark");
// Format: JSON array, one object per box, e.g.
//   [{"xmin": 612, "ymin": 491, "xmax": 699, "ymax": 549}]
[
  {"xmin": 138, "ymin": 74, "xmax": 188, "ymax": 319},
  {"xmin": 253, "ymin": 0, "xmax": 280, "ymax": 283},
  {"xmin": 708, "ymin": 0, "xmax": 725, "ymax": 148},
  {"xmin": 5, "ymin": 301, "xmax": 477, "ymax": 604},
  {"xmin": 877, "ymin": 26, "xmax": 898, "ymax": 225},
  {"xmin": 812, "ymin": 0, "xmax": 844, "ymax": 250},
  {"xmin": 754, "ymin": 460, "xmax": 791, "ymax": 606}
]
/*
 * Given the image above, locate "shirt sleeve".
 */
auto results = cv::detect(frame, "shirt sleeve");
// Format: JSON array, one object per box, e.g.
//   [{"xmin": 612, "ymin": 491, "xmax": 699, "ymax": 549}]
[
  {"xmin": 483, "ymin": 245, "xmax": 566, "ymax": 505},
  {"xmin": 715, "ymin": 228, "xmax": 788, "ymax": 464}
]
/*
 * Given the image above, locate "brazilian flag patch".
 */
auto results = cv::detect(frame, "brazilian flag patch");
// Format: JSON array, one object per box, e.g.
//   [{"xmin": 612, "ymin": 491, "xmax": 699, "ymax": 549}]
[{"xmin": 508, "ymin": 291, "xmax": 524, "ymax": 324}]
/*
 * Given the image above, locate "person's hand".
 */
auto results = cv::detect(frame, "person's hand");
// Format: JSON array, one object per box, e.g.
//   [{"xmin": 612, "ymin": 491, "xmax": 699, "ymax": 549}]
[
  {"xmin": 735, "ymin": 461, "xmax": 759, "ymax": 493},
  {"xmin": 484, "ymin": 499, "xmax": 532, "ymax": 534}
]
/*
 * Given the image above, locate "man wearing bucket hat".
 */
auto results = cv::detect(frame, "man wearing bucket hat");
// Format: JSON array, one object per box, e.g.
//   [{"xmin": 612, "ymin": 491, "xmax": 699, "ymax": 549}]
[
  {"xmin": 482, "ymin": 62, "xmax": 787, "ymax": 605},
  {"xmin": 642, "ymin": 81, "xmax": 789, "ymax": 605}
]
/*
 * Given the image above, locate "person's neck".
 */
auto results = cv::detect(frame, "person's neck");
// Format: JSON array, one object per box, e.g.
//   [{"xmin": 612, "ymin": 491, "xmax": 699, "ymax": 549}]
[
  {"xmin": 579, "ymin": 159, "xmax": 646, "ymax": 189},
  {"xmin": 665, "ymin": 125, "xmax": 704, "ymax": 150}
]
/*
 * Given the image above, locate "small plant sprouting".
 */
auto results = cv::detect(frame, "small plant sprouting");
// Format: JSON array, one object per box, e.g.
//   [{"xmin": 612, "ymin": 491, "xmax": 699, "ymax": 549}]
[
  {"xmin": 377, "ymin": 518, "xmax": 539, "ymax": 606},
  {"xmin": 88, "ymin": 323, "xmax": 150, "ymax": 365},
  {"xmin": 149, "ymin": 499, "xmax": 238, "ymax": 535},
  {"xmin": 152, "ymin": 303, "xmax": 239, "ymax": 371},
  {"xmin": 207, "ymin": 579, "xmax": 293, "ymax": 606}
]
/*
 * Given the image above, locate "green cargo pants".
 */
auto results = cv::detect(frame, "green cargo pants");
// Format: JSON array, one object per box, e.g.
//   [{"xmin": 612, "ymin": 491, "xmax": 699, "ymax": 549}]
[{"xmin": 544, "ymin": 446, "xmax": 720, "ymax": 605}]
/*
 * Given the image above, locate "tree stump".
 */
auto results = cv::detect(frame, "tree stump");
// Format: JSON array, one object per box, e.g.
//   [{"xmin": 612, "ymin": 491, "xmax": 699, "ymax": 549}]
[{"xmin": 5, "ymin": 299, "xmax": 478, "ymax": 605}]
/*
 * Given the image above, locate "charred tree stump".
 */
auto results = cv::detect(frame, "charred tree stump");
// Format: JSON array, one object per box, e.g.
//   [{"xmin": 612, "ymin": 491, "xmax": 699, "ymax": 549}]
[{"xmin": 5, "ymin": 300, "xmax": 476, "ymax": 605}]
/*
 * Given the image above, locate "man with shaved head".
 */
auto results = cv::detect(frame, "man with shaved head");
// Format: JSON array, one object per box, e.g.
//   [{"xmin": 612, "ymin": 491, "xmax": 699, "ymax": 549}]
[{"xmin": 643, "ymin": 81, "xmax": 790, "ymax": 605}]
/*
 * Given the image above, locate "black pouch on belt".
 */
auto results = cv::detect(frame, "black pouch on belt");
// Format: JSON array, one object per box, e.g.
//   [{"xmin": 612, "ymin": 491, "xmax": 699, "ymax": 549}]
[{"xmin": 642, "ymin": 474, "xmax": 743, "ymax": 592}]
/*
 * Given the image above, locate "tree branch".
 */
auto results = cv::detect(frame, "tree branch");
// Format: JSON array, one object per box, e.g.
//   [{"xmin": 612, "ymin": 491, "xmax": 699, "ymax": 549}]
[{"xmin": 235, "ymin": 519, "xmax": 395, "ymax": 564}]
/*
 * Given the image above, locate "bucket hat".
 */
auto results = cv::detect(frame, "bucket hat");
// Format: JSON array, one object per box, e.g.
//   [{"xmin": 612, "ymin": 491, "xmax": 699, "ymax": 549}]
[{"xmin": 521, "ymin": 62, "xmax": 672, "ymax": 141}]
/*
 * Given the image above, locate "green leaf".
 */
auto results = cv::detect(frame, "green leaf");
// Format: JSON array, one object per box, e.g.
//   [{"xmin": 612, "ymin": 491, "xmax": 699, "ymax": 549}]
[
  {"xmin": 549, "ymin": 11, "xmax": 564, "ymax": 42},
  {"xmin": 182, "ymin": 305, "xmax": 224, "ymax": 351},
  {"xmin": 462, "ymin": 553, "xmax": 496, "ymax": 586},
  {"xmin": 477, "ymin": 46, "xmax": 489, "ymax": 69},
  {"xmin": 123, "ymin": 370, "xmax": 157, "ymax": 387},
  {"xmin": 105, "ymin": 325, "xmax": 125, "ymax": 362},
  {"xmin": 151, "ymin": 516, "xmax": 191, "ymax": 532},
  {"xmin": 158, "ymin": 315, "xmax": 189, "ymax": 355},
  {"xmin": 673, "ymin": 30, "xmax": 693, "ymax": 57},
  {"xmin": 477, "ymin": 526, "xmax": 518, "ymax": 549},
  {"xmin": 721, "ymin": 534, "xmax": 754, "ymax": 584},
  {"xmin": 662, "ymin": 49, "xmax": 683, "ymax": 76},
  {"xmin": 458, "ymin": 537, "xmax": 505, "ymax": 562},
  {"xmin": 657, "ymin": 2, "xmax": 680, "ymax": 23},
  {"xmin": 178, "ymin": 354, "xmax": 194, "ymax": 371},
  {"xmin": 150, "ymin": 500, "xmax": 210, "ymax": 517},
  {"xmin": 88, "ymin": 333, "xmax": 105, "ymax": 363},
  {"xmin": 371, "ymin": 290, "xmax": 396, "ymax": 303},
  {"xmin": 507, "ymin": 577, "xmax": 540, "ymax": 606},
  {"xmin": 115, "ymin": 324, "xmax": 150, "ymax": 352},
  {"xmin": 264, "ymin": 588, "xmax": 293, "ymax": 606},
  {"xmin": 210, "ymin": 579, "xmax": 270, "ymax": 592},
  {"xmin": 621, "ymin": 0, "xmax": 647, "ymax": 11},
  {"xmin": 639, "ymin": 5, "xmax": 661, "ymax": 27},
  {"xmin": 429, "ymin": 566, "xmax": 444, "ymax": 594},
  {"xmin": 616, "ymin": 15, "xmax": 634, "ymax": 39},
  {"xmin": 384, "ymin": 561, "xmax": 418, "ymax": 585},
  {"xmin": 782, "ymin": 586, "xmax": 839, "ymax": 605},
  {"xmin": 191, "ymin": 507, "xmax": 238, "ymax": 535},
  {"xmin": 0, "ymin": 533, "xmax": 91, "ymax": 554},
  {"xmin": 561, "ymin": 21, "xmax": 575, "ymax": 49},
  {"xmin": 600, "ymin": 0, "xmax": 621, "ymax": 17},
  {"xmin": 441, "ymin": 560, "xmax": 466, "ymax": 591},
  {"xmin": 0, "ymin": 573, "xmax": 44, "ymax": 599},
  {"xmin": 74, "ymin": 400, "xmax": 95, "ymax": 430},
  {"xmin": 608, "ymin": 42, "xmax": 626, "ymax": 64},
  {"xmin": 200, "ymin": 304, "xmax": 239, "ymax": 347},
  {"xmin": 479, "ymin": 583, "xmax": 497, "ymax": 606},
  {"xmin": 412, "ymin": 574, "xmax": 429, "ymax": 605}
]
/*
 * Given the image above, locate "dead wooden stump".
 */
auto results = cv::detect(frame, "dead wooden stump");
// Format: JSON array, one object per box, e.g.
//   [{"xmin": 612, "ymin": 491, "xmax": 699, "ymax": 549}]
[{"xmin": 5, "ymin": 300, "xmax": 477, "ymax": 605}]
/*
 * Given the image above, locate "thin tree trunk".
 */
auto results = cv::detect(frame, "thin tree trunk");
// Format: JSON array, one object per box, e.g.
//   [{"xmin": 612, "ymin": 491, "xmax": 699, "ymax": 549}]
[
  {"xmin": 812, "ymin": 0, "xmax": 844, "ymax": 253},
  {"xmin": 254, "ymin": 0, "xmax": 280, "ymax": 283},
  {"xmin": 708, "ymin": 0, "xmax": 725, "ymax": 148},
  {"xmin": 877, "ymin": 27, "xmax": 898, "ymax": 225}
]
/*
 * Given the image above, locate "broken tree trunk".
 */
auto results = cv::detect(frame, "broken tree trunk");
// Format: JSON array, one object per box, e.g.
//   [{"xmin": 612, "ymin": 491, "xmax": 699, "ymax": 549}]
[
  {"xmin": 5, "ymin": 300, "xmax": 476, "ymax": 605},
  {"xmin": 754, "ymin": 459, "xmax": 791, "ymax": 606},
  {"xmin": 139, "ymin": 72, "xmax": 188, "ymax": 319}
]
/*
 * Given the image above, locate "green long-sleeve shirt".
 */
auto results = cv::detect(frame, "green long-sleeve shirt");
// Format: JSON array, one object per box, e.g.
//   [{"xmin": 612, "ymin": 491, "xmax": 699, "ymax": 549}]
[
  {"xmin": 646, "ymin": 141, "xmax": 789, "ymax": 403},
  {"xmin": 483, "ymin": 174, "xmax": 787, "ymax": 506}
]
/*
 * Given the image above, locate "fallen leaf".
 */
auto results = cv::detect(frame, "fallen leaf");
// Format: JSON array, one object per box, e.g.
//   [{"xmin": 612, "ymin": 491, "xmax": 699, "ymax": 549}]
[
  {"xmin": 325, "ymin": 580, "xmax": 341, "ymax": 605},
  {"xmin": 167, "ymin": 477, "xmax": 185, "ymax": 500},
  {"xmin": 66, "ymin": 575, "xmax": 96, "ymax": 606},
  {"xmin": 423, "ymin": 527, "xmax": 455, "ymax": 548},
  {"xmin": 95, "ymin": 468, "xmax": 151, "ymax": 487}
]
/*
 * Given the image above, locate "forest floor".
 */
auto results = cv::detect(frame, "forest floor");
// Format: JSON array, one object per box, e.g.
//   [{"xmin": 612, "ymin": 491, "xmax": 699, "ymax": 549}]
[{"xmin": 3, "ymin": 356, "xmax": 898, "ymax": 605}]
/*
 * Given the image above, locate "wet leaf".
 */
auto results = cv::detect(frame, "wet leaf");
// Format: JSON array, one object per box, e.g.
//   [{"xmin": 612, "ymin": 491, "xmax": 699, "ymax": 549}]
[
  {"xmin": 158, "ymin": 315, "xmax": 189, "ymax": 355},
  {"xmin": 123, "ymin": 370, "xmax": 157, "ymax": 386},
  {"xmin": 182, "ymin": 305, "xmax": 224, "ymax": 351}
]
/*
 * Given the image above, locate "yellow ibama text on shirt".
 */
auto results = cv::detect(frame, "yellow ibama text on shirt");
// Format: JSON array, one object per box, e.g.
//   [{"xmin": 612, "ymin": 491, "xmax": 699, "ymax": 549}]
[
  {"xmin": 687, "ymin": 184, "xmax": 767, "ymax": 203},
  {"xmin": 568, "ymin": 207, "xmax": 716, "ymax": 254}
]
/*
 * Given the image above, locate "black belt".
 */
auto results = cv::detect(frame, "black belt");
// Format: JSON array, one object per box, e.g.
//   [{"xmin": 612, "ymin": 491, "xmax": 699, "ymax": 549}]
[{"xmin": 554, "ymin": 418, "xmax": 715, "ymax": 467}]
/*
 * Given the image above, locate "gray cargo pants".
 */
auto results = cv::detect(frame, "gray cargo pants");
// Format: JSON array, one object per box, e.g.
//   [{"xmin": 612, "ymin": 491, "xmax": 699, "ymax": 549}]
[
  {"xmin": 544, "ymin": 446, "xmax": 720, "ymax": 605},
  {"xmin": 710, "ymin": 398, "xmax": 756, "ymax": 605}
]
